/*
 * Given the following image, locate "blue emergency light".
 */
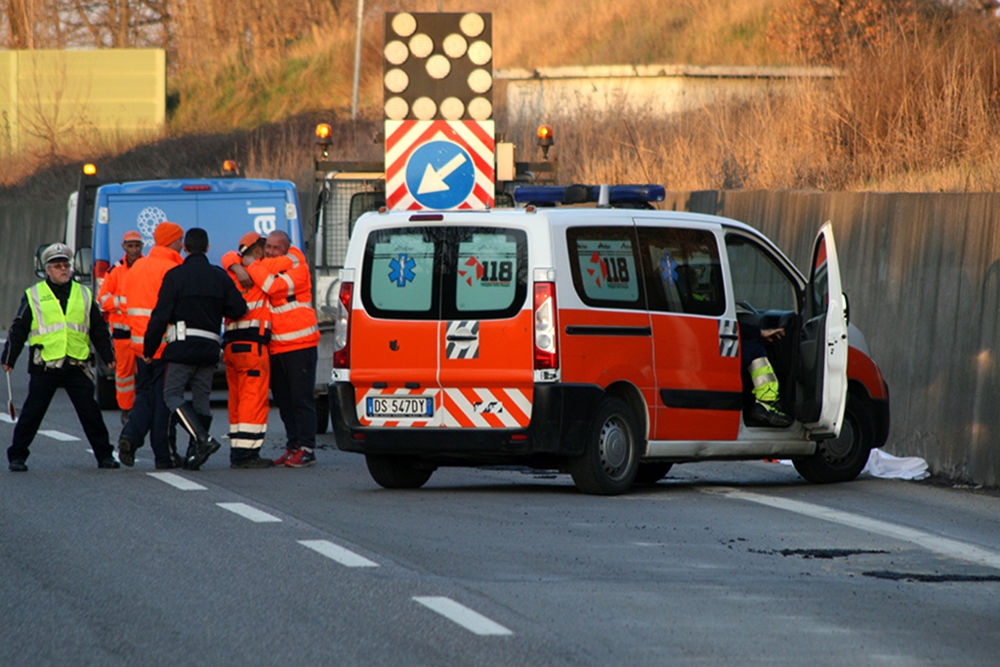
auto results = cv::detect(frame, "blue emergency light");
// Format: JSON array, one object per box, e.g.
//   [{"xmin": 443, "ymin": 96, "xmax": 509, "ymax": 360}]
[{"xmin": 513, "ymin": 184, "xmax": 666, "ymax": 206}]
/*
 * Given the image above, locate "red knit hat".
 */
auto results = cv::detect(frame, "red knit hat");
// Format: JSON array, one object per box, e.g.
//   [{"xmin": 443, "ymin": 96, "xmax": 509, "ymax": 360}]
[{"xmin": 154, "ymin": 222, "xmax": 183, "ymax": 246}]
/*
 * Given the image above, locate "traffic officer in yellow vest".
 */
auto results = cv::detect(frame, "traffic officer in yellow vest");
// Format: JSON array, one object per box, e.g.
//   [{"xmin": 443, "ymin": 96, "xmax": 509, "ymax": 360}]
[{"xmin": 2, "ymin": 243, "xmax": 119, "ymax": 471}]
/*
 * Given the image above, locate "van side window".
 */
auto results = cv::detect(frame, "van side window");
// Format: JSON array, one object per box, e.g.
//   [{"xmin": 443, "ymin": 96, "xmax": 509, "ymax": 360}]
[
  {"xmin": 566, "ymin": 227, "xmax": 643, "ymax": 309},
  {"xmin": 638, "ymin": 227, "xmax": 725, "ymax": 316},
  {"xmin": 725, "ymin": 234, "xmax": 798, "ymax": 312},
  {"xmin": 363, "ymin": 229, "xmax": 437, "ymax": 316}
]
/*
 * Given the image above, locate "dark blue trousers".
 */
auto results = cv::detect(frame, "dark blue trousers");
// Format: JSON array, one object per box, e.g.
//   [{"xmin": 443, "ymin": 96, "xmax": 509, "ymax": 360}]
[
  {"xmin": 8, "ymin": 365, "xmax": 113, "ymax": 464},
  {"xmin": 121, "ymin": 356, "xmax": 173, "ymax": 465},
  {"xmin": 270, "ymin": 346, "xmax": 317, "ymax": 451}
]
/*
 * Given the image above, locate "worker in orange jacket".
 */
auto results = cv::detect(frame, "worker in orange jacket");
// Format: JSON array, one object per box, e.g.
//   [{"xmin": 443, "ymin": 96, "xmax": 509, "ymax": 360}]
[
  {"xmin": 220, "ymin": 232, "xmax": 273, "ymax": 468},
  {"xmin": 117, "ymin": 221, "xmax": 184, "ymax": 469},
  {"xmin": 97, "ymin": 230, "xmax": 144, "ymax": 423},
  {"xmin": 226, "ymin": 230, "xmax": 319, "ymax": 468}
]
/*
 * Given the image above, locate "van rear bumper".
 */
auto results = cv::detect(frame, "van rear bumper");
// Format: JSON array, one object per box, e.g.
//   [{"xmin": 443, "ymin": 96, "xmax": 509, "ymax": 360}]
[{"xmin": 329, "ymin": 382, "xmax": 604, "ymax": 462}]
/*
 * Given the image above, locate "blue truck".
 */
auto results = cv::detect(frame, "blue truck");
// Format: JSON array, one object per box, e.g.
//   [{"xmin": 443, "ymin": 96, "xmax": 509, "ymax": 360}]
[{"xmin": 60, "ymin": 170, "xmax": 332, "ymax": 429}]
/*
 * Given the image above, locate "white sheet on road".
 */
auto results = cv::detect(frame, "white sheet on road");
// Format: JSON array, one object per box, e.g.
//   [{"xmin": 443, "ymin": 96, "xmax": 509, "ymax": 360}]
[{"xmin": 775, "ymin": 448, "xmax": 930, "ymax": 481}]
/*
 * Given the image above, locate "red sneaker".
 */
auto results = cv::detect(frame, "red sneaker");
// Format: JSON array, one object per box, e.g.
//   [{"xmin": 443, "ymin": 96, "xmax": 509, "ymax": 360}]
[
  {"xmin": 274, "ymin": 448, "xmax": 295, "ymax": 466},
  {"xmin": 285, "ymin": 448, "xmax": 316, "ymax": 468}
]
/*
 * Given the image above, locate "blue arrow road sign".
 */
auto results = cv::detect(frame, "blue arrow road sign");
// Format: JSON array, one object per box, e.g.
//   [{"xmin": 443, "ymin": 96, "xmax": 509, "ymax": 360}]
[{"xmin": 405, "ymin": 140, "xmax": 476, "ymax": 209}]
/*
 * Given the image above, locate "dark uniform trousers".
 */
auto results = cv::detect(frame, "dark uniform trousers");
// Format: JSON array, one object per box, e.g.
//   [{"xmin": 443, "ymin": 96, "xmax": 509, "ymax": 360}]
[
  {"xmin": 270, "ymin": 346, "xmax": 317, "ymax": 451},
  {"xmin": 122, "ymin": 356, "xmax": 173, "ymax": 465},
  {"xmin": 8, "ymin": 364, "xmax": 114, "ymax": 463}
]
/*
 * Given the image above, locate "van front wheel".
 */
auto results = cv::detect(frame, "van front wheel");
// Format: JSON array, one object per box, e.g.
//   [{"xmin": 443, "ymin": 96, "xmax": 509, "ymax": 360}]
[
  {"xmin": 569, "ymin": 397, "xmax": 640, "ymax": 495},
  {"xmin": 365, "ymin": 454, "xmax": 434, "ymax": 489},
  {"xmin": 793, "ymin": 394, "xmax": 873, "ymax": 483}
]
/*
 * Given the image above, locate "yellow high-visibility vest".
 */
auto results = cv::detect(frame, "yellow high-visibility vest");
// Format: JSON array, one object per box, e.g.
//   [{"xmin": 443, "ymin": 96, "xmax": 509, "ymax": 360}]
[{"xmin": 26, "ymin": 281, "xmax": 91, "ymax": 362}]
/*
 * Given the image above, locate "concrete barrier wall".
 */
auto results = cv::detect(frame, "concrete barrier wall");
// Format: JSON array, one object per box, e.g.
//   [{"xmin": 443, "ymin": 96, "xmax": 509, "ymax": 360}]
[
  {"xmin": 2, "ymin": 189, "xmax": 999, "ymax": 486},
  {"xmin": 0, "ymin": 199, "xmax": 67, "ymax": 324},
  {"xmin": 667, "ymin": 190, "xmax": 1000, "ymax": 487}
]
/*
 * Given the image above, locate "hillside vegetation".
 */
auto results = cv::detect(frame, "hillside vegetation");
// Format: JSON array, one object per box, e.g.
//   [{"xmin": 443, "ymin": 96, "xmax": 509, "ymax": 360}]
[{"xmin": 4, "ymin": 0, "xmax": 1000, "ymax": 193}]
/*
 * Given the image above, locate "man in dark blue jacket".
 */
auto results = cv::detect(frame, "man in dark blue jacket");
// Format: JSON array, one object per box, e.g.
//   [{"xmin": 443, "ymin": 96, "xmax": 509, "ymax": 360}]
[{"xmin": 145, "ymin": 228, "xmax": 246, "ymax": 470}]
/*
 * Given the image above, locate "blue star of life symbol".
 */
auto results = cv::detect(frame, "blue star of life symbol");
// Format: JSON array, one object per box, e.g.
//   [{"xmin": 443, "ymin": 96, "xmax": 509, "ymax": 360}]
[
  {"xmin": 388, "ymin": 253, "xmax": 416, "ymax": 287},
  {"xmin": 660, "ymin": 254, "xmax": 679, "ymax": 286}
]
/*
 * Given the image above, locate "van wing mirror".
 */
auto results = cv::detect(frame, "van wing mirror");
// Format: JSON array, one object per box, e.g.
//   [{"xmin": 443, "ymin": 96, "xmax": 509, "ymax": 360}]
[
  {"xmin": 74, "ymin": 247, "xmax": 93, "ymax": 281},
  {"xmin": 33, "ymin": 244, "xmax": 47, "ymax": 279}
]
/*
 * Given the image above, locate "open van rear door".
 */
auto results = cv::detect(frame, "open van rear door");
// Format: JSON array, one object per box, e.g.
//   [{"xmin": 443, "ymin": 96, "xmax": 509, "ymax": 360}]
[{"xmin": 797, "ymin": 222, "xmax": 848, "ymax": 437}]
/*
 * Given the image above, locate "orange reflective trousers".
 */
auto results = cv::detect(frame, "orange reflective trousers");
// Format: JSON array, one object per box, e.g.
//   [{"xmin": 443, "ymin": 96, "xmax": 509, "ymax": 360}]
[{"xmin": 224, "ymin": 341, "xmax": 270, "ymax": 451}]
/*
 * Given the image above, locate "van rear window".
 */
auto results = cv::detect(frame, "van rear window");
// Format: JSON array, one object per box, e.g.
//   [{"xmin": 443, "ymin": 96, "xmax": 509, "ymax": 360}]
[{"xmin": 361, "ymin": 226, "xmax": 527, "ymax": 320}]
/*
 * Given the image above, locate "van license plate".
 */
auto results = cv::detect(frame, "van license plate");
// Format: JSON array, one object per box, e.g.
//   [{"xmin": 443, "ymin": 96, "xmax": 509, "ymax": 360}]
[{"xmin": 366, "ymin": 396, "xmax": 433, "ymax": 418}]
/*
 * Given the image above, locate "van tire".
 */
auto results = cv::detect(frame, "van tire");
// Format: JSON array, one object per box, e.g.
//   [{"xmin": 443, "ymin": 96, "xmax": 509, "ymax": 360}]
[
  {"xmin": 635, "ymin": 462, "xmax": 673, "ymax": 485},
  {"xmin": 365, "ymin": 454, "xmax": 434, "ymax": 489},
  {"xmin": 569, "ymin": 397, "xmax": 640, "ymax": 495},
  {"xmin": 793, "ymin": 394, "xmax": 873, "ymax": 484},
  {"xmin": 96, "ymin": 374, "xmax": 117, "ymax": 410},
  {"xmin": 315, "ymin": 396, "xmax": 329, "ymax": 434}
]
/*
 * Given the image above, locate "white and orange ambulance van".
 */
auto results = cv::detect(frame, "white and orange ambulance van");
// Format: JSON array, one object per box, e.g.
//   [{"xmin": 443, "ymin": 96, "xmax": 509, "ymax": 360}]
[{"xmin": 328, "ymin": 185, "xmax": 890, "ymax": 494}]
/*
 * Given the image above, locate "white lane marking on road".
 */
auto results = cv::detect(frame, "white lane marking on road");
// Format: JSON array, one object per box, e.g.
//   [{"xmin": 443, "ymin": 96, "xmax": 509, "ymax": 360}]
[
  {"xmin": 216, "ymin": 502, "xmax": 281, "ymax": 523},
  {"xmin": 412, "ymin": 596, "xmax": 513, "ymax": 636},
  {"xmin": 0, "ymin": 417, "xmax": 81, "ymax": 442},
  {"xmin": 37, "ymin": 429, "xmax": 79, "ymax": 441},
  {"xmin": 299, "ymin": 539, "xmax": 379, "ymax": 567},
  {"xmin": 710, "ymin": 487, "xmax": 1000, "ymax": 570},
  {"xmin": 147, "ymin": 471, "xmax": 207, "ymax": 491}
]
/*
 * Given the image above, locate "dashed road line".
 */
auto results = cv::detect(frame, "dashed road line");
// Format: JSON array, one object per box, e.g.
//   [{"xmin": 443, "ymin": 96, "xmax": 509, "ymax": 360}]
[
  {"xmin": 0, "ymin": 415, "xmax": 78, "ymax": 443},
  {"xmin": 217, "ymin": 502, "xmax": 281, "ymax": 523},
  {"xmin": 147, "ymin": 471, "xmax": 207, "ymax": 491},
  {"xmin": 37, "ymin": 429, "xmax": 79, "ymax": 441},
  {"xmin": 413, "ymin": 596, "xmax": 513, "ymax": 636},
  {"xmin": 299, "ymin": 539, "xmax": 380, "ymax": 567},
  {"xmin": 709, "ymin": 487, "xmax": 1000, "ymax": 570}
]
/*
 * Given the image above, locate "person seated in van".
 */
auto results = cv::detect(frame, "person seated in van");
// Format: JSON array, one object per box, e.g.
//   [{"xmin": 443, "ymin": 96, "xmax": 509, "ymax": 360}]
[{"xmin": 740, "ymin": 323, "xmax": 793, "ymax": 427}]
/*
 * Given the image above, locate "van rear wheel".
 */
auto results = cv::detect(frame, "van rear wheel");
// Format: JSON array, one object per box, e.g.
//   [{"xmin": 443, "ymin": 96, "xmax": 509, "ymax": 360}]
[
  {"xmin": 365, "ymin": 454, "xmax": 434, "ymax": 489},
  {"xmin": 569, "ymin": 397, "xmax": 640, "ymax": 495}
]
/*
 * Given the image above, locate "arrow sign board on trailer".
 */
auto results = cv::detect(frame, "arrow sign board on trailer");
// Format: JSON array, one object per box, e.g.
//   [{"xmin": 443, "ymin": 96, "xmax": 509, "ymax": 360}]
[{"xmin": 386, "ymin": 119, "xmax": 495, "ymax": 210}]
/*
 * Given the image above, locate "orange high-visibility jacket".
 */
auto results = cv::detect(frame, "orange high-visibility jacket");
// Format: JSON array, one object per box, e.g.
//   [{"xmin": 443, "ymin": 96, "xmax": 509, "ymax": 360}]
[
  {"xmin": 246, "ymin": 246, "xmax": 319, "ymax": 354},
  {"xmin": 97, "ymin": 257, "xmax": 133, "ymax": 338},
  {"xmin": 221, "ymin": 250, "xmax": 272, "ymax": 344},
  {"xmin": 122, "ymin": 245, "xmax": 183, "ymax": 358}
]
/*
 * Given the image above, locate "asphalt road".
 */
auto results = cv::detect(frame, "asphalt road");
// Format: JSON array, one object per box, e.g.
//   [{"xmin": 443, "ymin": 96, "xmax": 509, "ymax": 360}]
[{"xmin": 1, "ymin": 369, "xmax": 998, "ymax": 665}]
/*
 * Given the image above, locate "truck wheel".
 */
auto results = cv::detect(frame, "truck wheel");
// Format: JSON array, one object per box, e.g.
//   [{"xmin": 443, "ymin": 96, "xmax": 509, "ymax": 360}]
[
  {"xmin": 96, "ymin": 374, "xmax": 117, "ymax": 410},
  {"xmin": 793, "ymin": 394, "xmax": 873, "ymax": 484},
  {"xmin": 365, "ymin": 454, "xmax": 434, "ymax": 489},
  {"xmin": 634, "ymin": 462, "xmax": 673, "ymax": 485},
  {"xmin": 569, "ymin": 397, "xmax": 640, "ymax": 495},
  {"xmin": 315, "ymin": 396, "xmax": 329, "ymax": 434}
]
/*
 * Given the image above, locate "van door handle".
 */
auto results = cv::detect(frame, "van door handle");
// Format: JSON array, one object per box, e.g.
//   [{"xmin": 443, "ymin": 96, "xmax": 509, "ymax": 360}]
[{"xmin": 447, "ymin": 334, "xmax": 477, "ymax": 341}]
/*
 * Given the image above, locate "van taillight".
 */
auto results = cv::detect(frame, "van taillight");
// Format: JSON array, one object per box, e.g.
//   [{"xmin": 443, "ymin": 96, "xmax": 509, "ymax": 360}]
[
  {"xmin": 95, "ymin": 260, "xmax": 110, "ymax": 279},
  {"xmin": 533, "ymin": 282, "xmax": 558, "ymax": 370},
  {"xmin": 333, "ymin": 282, "xmax": 353, "ymax": 369}
]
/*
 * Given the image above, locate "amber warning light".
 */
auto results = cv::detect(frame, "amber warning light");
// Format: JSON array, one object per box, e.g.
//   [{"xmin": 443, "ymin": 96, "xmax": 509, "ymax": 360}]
[
  {"xmin": 537, "ymin": 125, "xmax": 553, "ymax": 159},
  {"xmin": 315, "ymin": 123, "xmax": 333, "ymax": 160},
  {"xmin": 83, "ymin": 163, "xmax": 97, "ymax": 176}
]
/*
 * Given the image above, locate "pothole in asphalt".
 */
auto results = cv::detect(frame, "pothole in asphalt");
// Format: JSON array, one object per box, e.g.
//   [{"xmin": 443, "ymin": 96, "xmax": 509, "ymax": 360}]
[{"xmin": 750, "ymin": 548, "xmax": 891, "ymax": 559}]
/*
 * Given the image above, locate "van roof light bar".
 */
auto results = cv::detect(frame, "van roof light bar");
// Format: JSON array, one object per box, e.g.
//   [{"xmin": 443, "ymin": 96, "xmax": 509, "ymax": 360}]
[{"xmin": 513, "ymin": 184, "xmax": 665, "ymax": 207}]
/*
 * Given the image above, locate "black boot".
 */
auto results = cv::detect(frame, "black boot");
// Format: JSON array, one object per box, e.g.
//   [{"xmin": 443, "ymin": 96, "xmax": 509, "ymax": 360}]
[
  {"xmin": 175, "ymin": 405, "xmax": 221, "ymax": 470},
  {"xmin": 231, "ymin": 447, "xmax": 274, "ymax": 469}
]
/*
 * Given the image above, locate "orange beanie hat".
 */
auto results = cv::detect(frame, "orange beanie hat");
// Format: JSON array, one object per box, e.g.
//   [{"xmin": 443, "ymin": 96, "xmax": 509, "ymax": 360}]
[{"xmin": 154, "ymin": 221, "xmax": 183, "ymax": 246}]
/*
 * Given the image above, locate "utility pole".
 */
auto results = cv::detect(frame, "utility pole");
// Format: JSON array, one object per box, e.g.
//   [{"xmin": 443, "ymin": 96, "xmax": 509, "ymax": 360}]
[{"xmin": 351, "ymin": 0, "xmax": 364, "ymax": 120}]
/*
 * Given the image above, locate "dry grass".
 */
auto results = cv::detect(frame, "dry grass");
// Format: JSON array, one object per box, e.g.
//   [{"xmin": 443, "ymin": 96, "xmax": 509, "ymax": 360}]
[{"xmin": 4, "ymin": 1, "xmax": 1000, "ymax": 194}]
